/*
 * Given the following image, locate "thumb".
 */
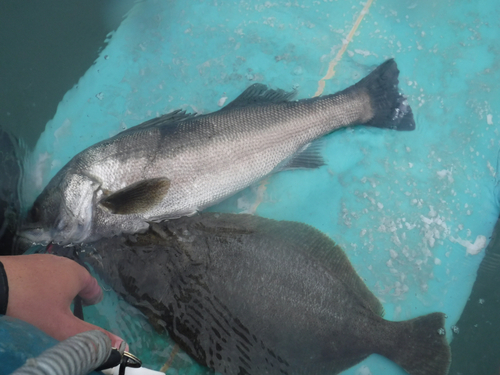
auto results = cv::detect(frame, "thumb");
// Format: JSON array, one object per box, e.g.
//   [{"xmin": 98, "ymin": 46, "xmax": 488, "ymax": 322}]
[{"xmin": 78, "ymin": 273, "xmax": 104, "ymax": 306}]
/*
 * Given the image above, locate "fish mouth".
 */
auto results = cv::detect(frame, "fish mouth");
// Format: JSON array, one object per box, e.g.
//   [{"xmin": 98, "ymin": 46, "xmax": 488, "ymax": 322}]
[
  {"xmin": 17, "ymin": 225, "xmax": 53, "ymax": 246},
  {"xmin": 18, "ymin": 213, "xmax": 93, "ymax": 245},
  {"xmin": 19, "ymin": 222, "xmax": 91, "ymax": 246}
]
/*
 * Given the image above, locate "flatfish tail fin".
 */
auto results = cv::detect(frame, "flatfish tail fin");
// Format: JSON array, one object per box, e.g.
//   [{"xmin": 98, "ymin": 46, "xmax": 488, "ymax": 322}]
[
  {"xmin": 351, "ymin": 58, "xmax": 415, "ymax": 131},
  {"xmin": 386, "ymin": 312, "xmax": 451, "ymax": 375}
]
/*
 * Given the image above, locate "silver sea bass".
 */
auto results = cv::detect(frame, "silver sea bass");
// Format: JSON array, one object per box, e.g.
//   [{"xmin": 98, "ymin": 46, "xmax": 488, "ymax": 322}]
[{"xmin": 22, "ymin": 59, "xmax": 415, "ymax": 244}]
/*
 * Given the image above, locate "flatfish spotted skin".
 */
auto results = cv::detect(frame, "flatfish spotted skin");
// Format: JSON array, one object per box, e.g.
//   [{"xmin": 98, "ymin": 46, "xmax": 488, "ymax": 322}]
[{"xmin": 57, "ymin": 213, "xmax": 450, "ymax": 375}]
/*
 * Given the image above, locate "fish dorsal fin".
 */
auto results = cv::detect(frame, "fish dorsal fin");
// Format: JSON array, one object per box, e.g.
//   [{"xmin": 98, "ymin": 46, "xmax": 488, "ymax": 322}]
[
  {"xmin": 275, "ymin": 141, "xmax": 325, "ymax": 171},
  {"xmin": 99, "ymin": 177, "xmax": 170, "ymax": 215},
  {"xmin": 119, "ymin": 110, "xmax": 197, "ymax": 135},
  {"xmin": 295, "ymin": 223, "xmax": 384, "ymax": 317},
  {"xmin": 220, "ymin": 84, "xmax": 297, "ymax": 111},
  {"xmin": 265, "ymin": 218, "xmax": 385, "ymax": 317},
  {"xmin": 190, "ymin": 213, "xmax": 384, "ymax": 317},
  {"xmin": 284, "ymin": 221, "xmax": 385, "ymax": 317},
  {"xmin": 321, "ymin": 242, "xmax": 385, "ymax": 317}
]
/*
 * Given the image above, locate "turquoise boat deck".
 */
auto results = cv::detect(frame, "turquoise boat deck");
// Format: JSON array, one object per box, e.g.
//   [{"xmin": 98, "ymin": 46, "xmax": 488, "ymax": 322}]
[{"xmin": 4, "ymin": 1, "xmax": 500, "ymax": 374}]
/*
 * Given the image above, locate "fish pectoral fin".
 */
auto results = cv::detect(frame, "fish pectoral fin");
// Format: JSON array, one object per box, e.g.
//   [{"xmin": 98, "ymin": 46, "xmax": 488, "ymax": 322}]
[
  {"xmin": 99, "ymin": 177, "xmax": 171, "ymax": 215},
  {"xmin": 275, "ymin": 141, "xmax": 325, "ymax": 171}
]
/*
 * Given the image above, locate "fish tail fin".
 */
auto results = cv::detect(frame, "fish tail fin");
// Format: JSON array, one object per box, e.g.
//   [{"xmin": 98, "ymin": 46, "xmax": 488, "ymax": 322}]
[
  {"xmin": 382, "ymin": 312, "xmax": 451, "ymax": 375},
  {"xmin": 353, "ymin": 59, "xmax": 415, "ymax": 131}
]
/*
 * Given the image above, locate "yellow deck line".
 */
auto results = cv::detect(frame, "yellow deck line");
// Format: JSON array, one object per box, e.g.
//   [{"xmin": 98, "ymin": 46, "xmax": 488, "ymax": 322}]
[
  {"xmin": 314, "ymin": 0, "xmax": 374, "ymax": 97},
  {"xmin": 246, "ymin": 178, "xmax": 270, "ymax": 214},
  {"xmin": 249, "ymin": 2, "xmax": 374, "ymax": 214},
  {"xmin": 160, "ymin": 344, "xmax": 180, "ymax": 373}
]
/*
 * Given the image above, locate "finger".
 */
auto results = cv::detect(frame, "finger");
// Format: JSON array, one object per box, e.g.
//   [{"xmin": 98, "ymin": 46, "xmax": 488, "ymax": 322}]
[
  {"xmin": 48, "ymin": 256, "xmax": 103, "ymax": 305},
  {"xmin": 78, "ymin": 273, "xmax": 104, "ymax": 305},
  {"xmin": 55, "ymin": 311, "xmax": 128, "ymax": 350}
]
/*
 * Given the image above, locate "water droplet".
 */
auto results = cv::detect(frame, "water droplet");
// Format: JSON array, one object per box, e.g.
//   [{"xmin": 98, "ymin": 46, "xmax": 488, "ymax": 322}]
[
  {"xmin": 437, "ymin": 328, "xmax": 446, "ymax": 336},
  {"xmin": 451, "ymin": 325, "xmax": 459, "ymax": 334},
  {"xmin": 479, "ymin": 298, "xmax": 485, "ymax": 304}
]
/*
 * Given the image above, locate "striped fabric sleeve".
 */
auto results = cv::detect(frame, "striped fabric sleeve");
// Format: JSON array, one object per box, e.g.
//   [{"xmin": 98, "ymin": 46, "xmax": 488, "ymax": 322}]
[{"xmin": 0, "ymin": 261, "xmax": 8, "ymax": 315}]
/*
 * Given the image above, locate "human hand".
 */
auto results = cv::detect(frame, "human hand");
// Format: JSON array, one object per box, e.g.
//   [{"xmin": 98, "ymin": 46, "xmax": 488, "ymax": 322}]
[{"xmin": 1, "ymin": 254, "xmax": 126, "ymax": 349}]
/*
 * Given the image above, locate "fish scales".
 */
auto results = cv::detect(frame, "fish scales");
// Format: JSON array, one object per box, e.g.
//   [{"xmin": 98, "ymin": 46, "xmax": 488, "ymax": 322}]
[
  {"xmin": 93, "ymin": 92, "xmax": 367, "ymax": 212},
  {"xmin": 22, "ymin": 59, "xmax": 415, "ymax": 244},
  {"xmin": 52, "ymin": 213, "xmax": 450, "ymax": 375}
]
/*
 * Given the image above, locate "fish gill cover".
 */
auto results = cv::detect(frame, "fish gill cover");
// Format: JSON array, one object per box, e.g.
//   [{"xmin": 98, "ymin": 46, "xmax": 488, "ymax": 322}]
[{"xmin": 21, "ymin": 0, "xmax": 500, "ymax": 374}]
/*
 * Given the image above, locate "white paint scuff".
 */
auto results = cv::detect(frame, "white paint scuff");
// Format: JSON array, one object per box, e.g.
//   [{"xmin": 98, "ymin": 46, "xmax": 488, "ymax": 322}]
[
  {"xmin": 218, "ymin": 95, "xmax": 228, "ymax": 107},
  {"xmin": 450, "ymin": 235, "xmax": 488, "ymax": 255},
  {"xmin": 436, "ymin": 169, "xmax": 454, "ymax": 183},
  {"xmin": 355, "ymin": 365, "xmax": 373, "ymax": 375},
  {"xmin": 34, "ymin": 152, "xmax": 51, "ymax": 190}
]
